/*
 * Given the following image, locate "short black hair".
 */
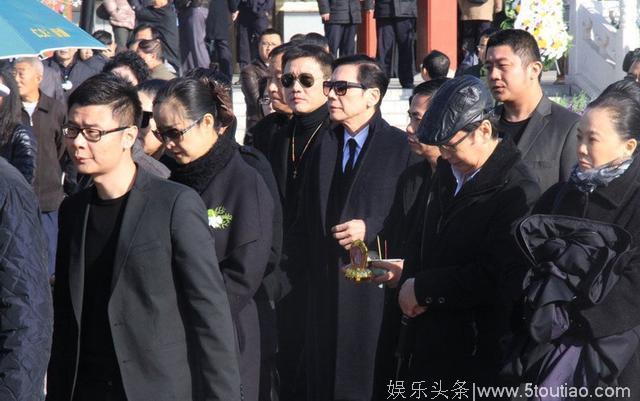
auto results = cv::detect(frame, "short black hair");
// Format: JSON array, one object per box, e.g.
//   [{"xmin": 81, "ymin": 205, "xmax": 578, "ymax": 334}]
[
  {"xmin": 332, "ymin": 54, "xmax": 389, "ymax": 106},
  {"xmin": 303, "ymin": 32, "xmax": 330, "ymax": 50},
  {"xmin": 92, "ymin": 30, "xmax": 113, "ymax": 46},
  {"xmin": 410, "ymin": 77, "xmax": 449, "ymax": 104},
  {"xmin": 68, "ymin": 73, "xmax": 142, "ymax": 127},
  {"xmin": 103, "ymin": 51, "xmax": 151, "ymax": 84},
  {"xmin": 132, "ymin": 24, "xmax": 160, "ymax": 40},
  {"xmin": 486, "ymin": 29, "xmax": 541, "ymax": 65},
  {"xmin": 623, "ymin": 48, "xmax": 640, "ymax": 73},
  {"xmin": 138, "ymin": 38, "xmax": 163, "ymax": 60},
  {"xmin": 282, "ymin": 44, "xmax": 334, "ymax": 78},
  {"xmin": 289, "ymin": 33, "xmax": 306, "ymax": 43},
  {"xmin": 421, "ymin": 50, "xmax": 450, "ymax": 79},
  {"xmin": 269, "ymin": 42, "xmax": 295, "ymax": 60},
  {"xmin": 260, "ymin": 28, "xmax": 282, "ymax": 41},
  {"xmin": 137, "ymin": 79, "xmax": 168, "ymax": 98}
]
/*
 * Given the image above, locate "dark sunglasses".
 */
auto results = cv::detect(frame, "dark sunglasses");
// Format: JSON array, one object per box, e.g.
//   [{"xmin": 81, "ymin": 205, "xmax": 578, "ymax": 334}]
[
  {"xmin": 322, "ymin": 80, "xmax": 367, "ymax": 96},
  {"xmin": 140, "ymin": 111, "xmax": 153, "ymax": 129},
  {"xmin": 281, "ymin": 73, "xmax": 315, "ymax": 89},
  {"xmin": 152, "ymin": 116, "xmax": 203, "ymax": 142}
]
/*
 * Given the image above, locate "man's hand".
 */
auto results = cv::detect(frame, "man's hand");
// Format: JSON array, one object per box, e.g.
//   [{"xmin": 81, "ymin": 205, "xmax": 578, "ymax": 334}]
[
  {"xmin": 398, "ymin": 278, "xmax": 427, "ymax": 317},
  {"xmin": 371, "ymin": 259, "xmax": 404, "ymax": 288},
  {"xmin": 331, "ymin": 219, "xmax": 366, "ymax": 250},
  {"xmin": 321, "ymin": 13, "xmax": 330, "ymax": 22},
  {"xmin": 231, "ymin": 11, "xmax": 239, "ymax": 21}
]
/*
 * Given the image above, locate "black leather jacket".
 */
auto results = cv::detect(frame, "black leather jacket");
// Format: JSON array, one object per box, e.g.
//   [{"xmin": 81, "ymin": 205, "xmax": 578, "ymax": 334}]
[{"xmin": 0, "ymin": 124, "xmax": 37, "ymax": 184}]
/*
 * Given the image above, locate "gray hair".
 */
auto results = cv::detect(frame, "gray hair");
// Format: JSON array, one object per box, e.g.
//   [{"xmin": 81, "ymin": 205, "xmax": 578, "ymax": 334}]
[{"xmin": 13, "ymin": 57, "xmax": 44, "ymax": 76}]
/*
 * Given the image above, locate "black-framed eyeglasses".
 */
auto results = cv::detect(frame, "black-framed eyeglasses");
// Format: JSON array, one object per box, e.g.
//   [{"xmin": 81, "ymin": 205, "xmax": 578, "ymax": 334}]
[
  {"xmin": 140, "ymin": 111, "xmax": 153, "ymax": 129},
  {"xmin": 62, "ymin": 124, "xmax": 131, "ymax": 142},
  {"xmin": 281, "ymin": 73, "xmax": 315, "ymax": 89},
  {"xmin": 438, "ymin": 130, "xmax": 473, "ymax": 151},
  {"xmin": 322, "ymin": 80, "xmax": 367, "ymax": 96},
  {"xmin": 152, "ymin": 116, "xmax": 203, "ymax": 142}
]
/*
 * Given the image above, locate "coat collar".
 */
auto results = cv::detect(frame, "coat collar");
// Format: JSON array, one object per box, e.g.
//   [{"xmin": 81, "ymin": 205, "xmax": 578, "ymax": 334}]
[
  {"xmin": 436, "ymin": 137, "xmax": 522, "ymax": 198},
  {"xmin": 589, "ymin": 156, "xmax": 640, "ymax": 209},
  {"xmin": 497, "ymin": 95, "xmax": 552, "ymax": 158}
]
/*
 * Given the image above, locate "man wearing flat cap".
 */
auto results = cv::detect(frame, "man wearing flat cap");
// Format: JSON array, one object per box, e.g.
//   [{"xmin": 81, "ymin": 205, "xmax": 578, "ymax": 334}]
[{"xmin": 372, "ymin": 76, "xmax": 540, "ymax": 396}]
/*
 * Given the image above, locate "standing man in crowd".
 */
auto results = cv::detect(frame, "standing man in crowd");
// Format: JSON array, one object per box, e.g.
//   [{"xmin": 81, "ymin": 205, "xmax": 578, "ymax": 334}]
[
  {"xmin": 245, "ymin": 42, "xmax": 294, "ymax": 152},
  {"xmin": 236, "ymin": 0, "xmax": 275, "ymax": 70},
  {"xmin": 45, "ymin": 49, "xmax": 96, "ymax": 98},
  {"xmin": 420, "ymin": 50, "xmax": 450, "ymax": 81},
  {"xmin": 134, "ymin": 1, "xmax": 181, "ymax": 73},
  {"xmin": 294, "ymin": 55, "xmax": 414, "ymax": 401},
  {"xmin": 458, "ymin": 0, "xmax": 502, "ymax": 69},
  {"xmin": 176, "ymin": 0, "xmax": 211, "ymax": 71},
  {"xmin": 14, "ymin": 57, "xmax": 67, "ymax": 278},
  {"xmin": 46, "ymin": 74, "xmax": 242, "ymax": 401},
  {"xmin": 375, "ymin": 0, "xmax": 417, "ymax": 88},
  {"xmin": 241, "ymin": 29, "xmax": 282, "ymax": 132},
  {"xmin": 206, "ymin": 0, "xmax": 237, "ymax": 81},
  {"xmin": 485, "ymin": 29, "xmax": 578, "ymax": 192},
  {"xmin": 136, "ymin": 38, "xmax": 177, "ymax": 80},
  {"xmin": 461, "ymin": 27, "xmax": 496, "ymax": 78},
  {"xmin": 318, "ymin": 0, "xmax": 373, "ymax": 58}
]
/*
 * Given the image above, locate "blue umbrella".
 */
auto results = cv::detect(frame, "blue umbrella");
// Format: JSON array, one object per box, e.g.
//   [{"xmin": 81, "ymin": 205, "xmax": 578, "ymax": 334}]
[{"xmin": 0, "ymin": 0, "xmax": 106, "ymax": 59}]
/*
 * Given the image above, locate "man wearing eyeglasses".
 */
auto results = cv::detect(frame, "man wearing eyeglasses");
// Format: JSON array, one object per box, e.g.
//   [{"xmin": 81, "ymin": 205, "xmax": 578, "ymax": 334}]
[
  {"xmin": 290, "ymin": 55, "xmax": 415, "ymax": 401},
  {"xmin": 47, "ymin": 73, "xmax": 242, "ymax": 401}
]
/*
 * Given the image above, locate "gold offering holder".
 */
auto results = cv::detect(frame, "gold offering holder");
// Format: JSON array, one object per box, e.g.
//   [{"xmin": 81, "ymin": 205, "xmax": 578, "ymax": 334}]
[{"xmin": 344, "ymin": 240, "xmax": 374, "ymax": 282}]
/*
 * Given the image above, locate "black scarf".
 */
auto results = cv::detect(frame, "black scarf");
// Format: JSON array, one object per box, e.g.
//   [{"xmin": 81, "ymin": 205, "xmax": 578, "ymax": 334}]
[{"xmin": 170, "ymin": 133, "xmax": 237, "ymax": 193}]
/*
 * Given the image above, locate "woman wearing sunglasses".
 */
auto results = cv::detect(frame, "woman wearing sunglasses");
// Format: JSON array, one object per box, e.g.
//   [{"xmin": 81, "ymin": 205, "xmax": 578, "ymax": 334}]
[{"xmin": 153, "ymin": 76, "xmax": 274, "ymax": 401}]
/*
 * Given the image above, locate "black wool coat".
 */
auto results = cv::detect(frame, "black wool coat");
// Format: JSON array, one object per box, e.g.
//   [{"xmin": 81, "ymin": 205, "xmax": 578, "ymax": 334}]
[
  {"xmin": 532, "ymin": 157, "xmax": 640, "ymax": 399},
  {"xmin": 374, "ymin": 0, "xmax": 417, "ymax": 18},
  {"xmin": 290, "ymin": 111, "xmax": 414, "ymax": 401},
  {"xmin": 172, "ymin": 140, "xmax": 274, "ymax": 401},
  {"xmin": 47, "ymin": 167, "xmax": 242, "ymax": 401},
  {"xmin": 317, "ymin": 0, "xmax": 374, "ymax": 24},
  {"xmin": 205, "ymin": 0, "xmax": 238, "ymax": 41},
  {"xmin": 399, "ymin": 139, "xmax": 540, "ymax": 388}
]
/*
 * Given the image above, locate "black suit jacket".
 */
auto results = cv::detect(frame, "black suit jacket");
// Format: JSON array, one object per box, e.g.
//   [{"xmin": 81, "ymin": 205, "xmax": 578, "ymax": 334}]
[
  {"xmin": 47, "ymin": 167, "xmax": 241, "ymax": 401},
  {"xmin": 497, "ymin": 96, "xmax": 579, "ymax": 193},
  {"xmin": 293, "ymin": 111, "xmax": 414, "ymax": 401}
]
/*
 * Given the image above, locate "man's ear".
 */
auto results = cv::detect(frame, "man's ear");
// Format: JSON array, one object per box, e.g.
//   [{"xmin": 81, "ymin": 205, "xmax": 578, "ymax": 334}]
[
  {"xmin": 367, "ymin": 87, "xmax": 381, "ymax": 108},
  {"xmin": 123, "ymin": 126, "xmax": 138, "ymax": 149},
  {"xmin": 529, "ymin": 60, "xmax": 543, "ymax": 81}
]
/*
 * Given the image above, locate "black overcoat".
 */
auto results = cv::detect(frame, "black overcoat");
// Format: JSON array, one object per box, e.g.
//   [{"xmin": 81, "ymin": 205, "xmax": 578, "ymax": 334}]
[
  {"xmin": 397, "ymin": 139, "xmax": 540, "ymax": 389},
  {"xmin": 193, "ymin": 147, "xmax": 274, "ymax": 401},
  {"xmin": 317, "ymin": 0, "xmax": 373, "ymax": 24},
  {"xmin": 291, "ymin": 111, "xmax": 414, "ymax": 401},
  {"xmin": 47, "ymin": 167, "xmax": 242, "ymax": 401},
  {"xmin": 532, "ymin": 157, "xmax": 640, "ymax": 399},
  {"xmin": 205, "ymin": 0, "xmax": 238, "ymax": 41}
]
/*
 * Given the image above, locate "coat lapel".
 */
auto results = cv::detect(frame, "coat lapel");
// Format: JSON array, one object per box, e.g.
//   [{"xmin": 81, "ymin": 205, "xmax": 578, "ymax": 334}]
[
  {"xmin": 271, "ymin": 123, "xmax": 292, "ymax": 200},
  {"xmin": 110, "ymin": 170, "xmax": 150, "ymax": 293},
  {"xmin": 68, "ymin": 191, "xmax": 91, "ymax": 327},
  {"xmin": 516, "ymin": 97, "xmax": 551, "ymax": 158}
]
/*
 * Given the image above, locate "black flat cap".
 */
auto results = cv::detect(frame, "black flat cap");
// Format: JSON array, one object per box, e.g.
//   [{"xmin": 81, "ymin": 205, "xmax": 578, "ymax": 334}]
[{"xmin": 417, "ymin": 75, "xmax": 493, "ymax": 146}]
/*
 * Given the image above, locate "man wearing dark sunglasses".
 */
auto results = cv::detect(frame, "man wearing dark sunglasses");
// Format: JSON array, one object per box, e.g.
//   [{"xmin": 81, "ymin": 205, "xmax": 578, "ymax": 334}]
[{"xmin": 290, "ymin": 55, "xmax": 416, "ymax": 401}]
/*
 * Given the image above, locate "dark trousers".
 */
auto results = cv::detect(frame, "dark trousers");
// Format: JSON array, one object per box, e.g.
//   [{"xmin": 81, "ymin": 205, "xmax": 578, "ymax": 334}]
[
  {"xmin": 112, "ymin": 26, "xmax": 130, "ymax": 48},
  {"xmin": 73, "ymin": 378, "xmax": 127, "ymax": 401},
  {"xmin": 42, "ymin": 210, "xmax": 58, "ymax": 276},
  {"xmin": 461, "ymin": 20, "xmax": 493, "ymax": 55},
  {"xmin": 376, "ymin": 17, "xmax": 415, "ymax": 88},
  {"xmin": 179, "ymin": 6, "xmax": 211, "ymax": 72},
  {"xmin": 237, "ymin": 13, "xmax": 270, "ymax": 69},
  {"xmin": 324, "ymin": 23, "xmax": 357, "ymax": 57},
  {"xmin": 209, "ymin": 39, "xmax": 233, "ymax": 83}
]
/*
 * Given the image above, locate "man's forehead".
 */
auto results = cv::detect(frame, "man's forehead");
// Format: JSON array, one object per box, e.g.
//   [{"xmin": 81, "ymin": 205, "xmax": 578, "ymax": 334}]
[
  {"xmin": 69, "ymin": 104, "xmax": 117, "ymax": 124},
  {"xmin": 286, "ymin": 57, "xmax": 322, "ymax": 73}
]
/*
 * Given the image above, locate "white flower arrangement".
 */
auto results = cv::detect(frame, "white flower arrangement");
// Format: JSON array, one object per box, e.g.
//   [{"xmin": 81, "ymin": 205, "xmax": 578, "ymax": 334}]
[
  {"xmin": 207, "ymin": 207, "xmax": 232, "ymax": 229},
  {"xmin": 505, "ymin": 0, "xmax": 572, "ymax": 63}
]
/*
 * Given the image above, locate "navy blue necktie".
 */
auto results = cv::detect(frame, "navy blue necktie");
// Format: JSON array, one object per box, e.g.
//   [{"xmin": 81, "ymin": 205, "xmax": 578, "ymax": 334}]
[{"xmin": 344, "ymin": 138, "xmax": 357, "ymax": 176}]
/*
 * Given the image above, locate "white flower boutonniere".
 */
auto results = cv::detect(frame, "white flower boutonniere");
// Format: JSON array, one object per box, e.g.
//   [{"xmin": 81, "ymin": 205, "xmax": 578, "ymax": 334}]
[{"xmin": 208, "ymin": 206, "xmax": 232, "ymax": 229}]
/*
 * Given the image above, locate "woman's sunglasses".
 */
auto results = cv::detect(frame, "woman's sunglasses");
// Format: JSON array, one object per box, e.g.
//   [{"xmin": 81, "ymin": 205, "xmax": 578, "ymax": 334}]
[
  {"xmin": 152, "ymin": 116, "xmax": 203, "ymax": 142},
  {"xmin": 281, "ymin": 73, "xmax": 315, "ymax": 89}
]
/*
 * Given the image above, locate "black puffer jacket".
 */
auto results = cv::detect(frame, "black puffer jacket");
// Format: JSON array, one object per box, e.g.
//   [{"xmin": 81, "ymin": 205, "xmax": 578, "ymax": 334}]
[
  {"xmin": 0, "ymin": 124, "xmax": 37, "ymax": 184},
  {"xmin": 0, "ymin": 157, "xmax": 53, "ymax": 401}
]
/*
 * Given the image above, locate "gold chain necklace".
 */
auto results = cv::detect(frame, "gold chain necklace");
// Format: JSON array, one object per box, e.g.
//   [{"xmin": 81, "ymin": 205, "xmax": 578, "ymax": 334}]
[{"xmin": 291, "ymin": 121, "xmax": 323, "ymax": 179}]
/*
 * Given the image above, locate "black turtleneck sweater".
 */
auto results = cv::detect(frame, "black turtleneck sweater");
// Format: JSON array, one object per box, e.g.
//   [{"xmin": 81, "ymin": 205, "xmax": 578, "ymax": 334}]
[{"xmin": 285, "ymin": 104, "xmax": 329, "ymax": 226}]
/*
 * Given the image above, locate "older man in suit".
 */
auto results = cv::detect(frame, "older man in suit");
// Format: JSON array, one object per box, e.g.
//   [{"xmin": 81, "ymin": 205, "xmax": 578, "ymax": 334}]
[
  {"xmin": 486, "ymin": 29, "xmax": 578, "ymax": 192},
  {"xmin": 290, "ymin": 55, "xmax": 414, "ymax": 401},
  {"xmin": 46, "ymin": 73, "xmax": 241, "ymax": 401}
]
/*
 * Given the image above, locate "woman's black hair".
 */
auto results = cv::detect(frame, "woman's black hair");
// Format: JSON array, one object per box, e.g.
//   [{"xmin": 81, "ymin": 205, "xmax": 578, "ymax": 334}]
[
  {"xmin": 185, "ymin": 67, "xmax": 234, "ymax": 128},
  {"xmin": 0, "ymin": 67, "xmax": 23, "ymax": 145},
  {"xmin": 153, "ymin": 77, "xmax": 219, "ymax": 124},
  {"xmin": 589, "ymin": 82, "xmax": 640, "ymax": 143}
]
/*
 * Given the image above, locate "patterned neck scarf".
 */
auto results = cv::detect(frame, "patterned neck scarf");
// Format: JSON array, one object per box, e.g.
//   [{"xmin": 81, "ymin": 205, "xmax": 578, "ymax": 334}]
[{"xmin": 570, "ymin": 157, "xmax": 634, "ymax": 193}]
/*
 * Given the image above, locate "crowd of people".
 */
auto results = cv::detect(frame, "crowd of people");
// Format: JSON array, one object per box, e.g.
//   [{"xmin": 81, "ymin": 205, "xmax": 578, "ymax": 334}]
[{"xmin": 2, "ymin": 1, "xmax": 640, "ymax": 400}]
